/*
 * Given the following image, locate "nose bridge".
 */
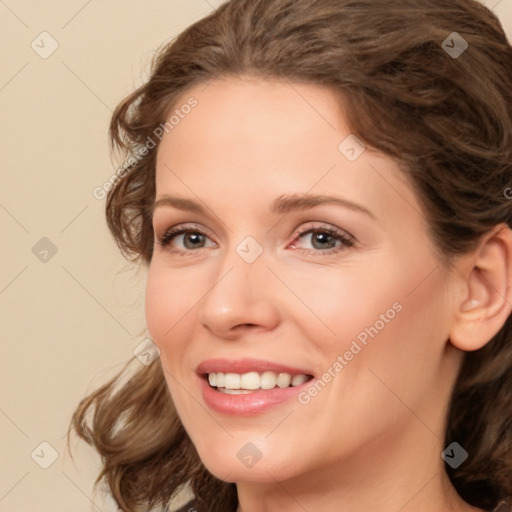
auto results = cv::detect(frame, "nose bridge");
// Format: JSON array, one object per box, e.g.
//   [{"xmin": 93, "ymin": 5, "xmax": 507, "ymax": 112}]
[{"xmin": 197, "ymin": 238, "xmax": 280, "ymax": 335}]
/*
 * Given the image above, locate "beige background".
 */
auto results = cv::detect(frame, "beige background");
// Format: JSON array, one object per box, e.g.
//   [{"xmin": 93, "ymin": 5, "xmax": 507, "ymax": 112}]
[{"xmin": 1, "ymin": 1, "xmax": 511, "ymax": 511}]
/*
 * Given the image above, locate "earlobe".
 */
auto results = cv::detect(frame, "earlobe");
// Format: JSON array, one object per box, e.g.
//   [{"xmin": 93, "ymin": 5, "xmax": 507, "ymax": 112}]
[{"xmin": 449, "ymin": 224, "xmax": 512, "ymax": 352}]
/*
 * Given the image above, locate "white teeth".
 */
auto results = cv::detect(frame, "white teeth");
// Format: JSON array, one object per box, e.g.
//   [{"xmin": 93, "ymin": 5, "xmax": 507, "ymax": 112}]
[
  {"xmin": 260, "ymin": 371, "xmax": 277, "ymax": 389},
  {"xmin": 216, "ymin": 372, "xmax": 225, "ymax": 387},
  {"xmin": 291, "ymin": 374, "xmax": 308, "ymax": 386},
  {"xmin": 276, "ymin": 372, "xmax": 292, "ymax": 388},
  {"xmin": 218, "ymin": 388, "xmax": 253, "ymax": 395},
  {"xmin": 207, "ymin": 371, "xmax": 310, "ymax": 391},
  {"xmin": 240, "ymin": 371, "xmax": 260, "ymax": 390},
  {"xmin": 224, "ymin": 373, "xmax": 241, "ymax": 389}
]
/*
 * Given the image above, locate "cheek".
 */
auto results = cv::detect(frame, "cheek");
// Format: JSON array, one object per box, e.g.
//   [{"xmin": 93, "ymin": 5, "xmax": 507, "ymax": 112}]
[
  {"xmin": 145, "ymin": 265, "xmax": 189, "ymax": 347},
  {"xmin": 285, "ymin": 263, "xmax": 405, "ymax": 353},
  {"xmin": 145, "ymin": 266, "xmax": 194, "ymax": 408},
  {"xmin": 379, "ymin": 270, "xmax": 451, "ymax": 372},
  {"xmin": 324, "ymin": 264, "xmax": 451, "ymax": 418},
  {"xmin": 145, "ymin": 271, "xmax": 167, "ymax": 342},
  {"xmin": 292, "ymin": 256, "xmax": 449, "ymax": 394}
]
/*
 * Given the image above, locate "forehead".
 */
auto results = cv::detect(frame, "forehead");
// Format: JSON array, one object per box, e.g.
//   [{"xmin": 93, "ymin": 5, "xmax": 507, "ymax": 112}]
[
  {"xmin": 154, "ymin": 76, "xmax": 418, "ymax": 224},
  {"xmin": 157, "ymin": 76, "xmax": 343, "ymax": 169}
]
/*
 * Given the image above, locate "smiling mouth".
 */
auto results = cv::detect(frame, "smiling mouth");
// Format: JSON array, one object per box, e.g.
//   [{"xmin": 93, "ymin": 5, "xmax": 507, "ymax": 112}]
[{"xmin": 205, "ymin": 371, "xmax": 314, "ymax": 394}]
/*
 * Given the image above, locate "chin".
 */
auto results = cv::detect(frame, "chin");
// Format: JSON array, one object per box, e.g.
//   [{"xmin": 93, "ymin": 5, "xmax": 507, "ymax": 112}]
[
  {"xmin": 188, "ymin": 434, "xmax": 292, "ymax": 481},
  {"xmin": 201, "ymin": 454, "xmax": 294, "ymax": 484}
]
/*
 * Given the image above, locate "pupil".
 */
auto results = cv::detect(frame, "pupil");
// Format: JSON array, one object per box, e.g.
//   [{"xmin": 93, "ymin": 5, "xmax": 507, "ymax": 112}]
[
  {"xmin": 185, "ymin": 233, "xmax": 204, "ymax": 249},
  {"xmin": 313, "ymin": 231, "xmax": 334, "ymax": 249}
]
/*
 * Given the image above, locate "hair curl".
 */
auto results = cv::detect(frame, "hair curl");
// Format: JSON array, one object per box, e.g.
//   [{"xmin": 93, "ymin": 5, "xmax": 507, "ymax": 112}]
[{"xmin": 68, "ymin": 1, "xmax": 512, "ymax": 511}]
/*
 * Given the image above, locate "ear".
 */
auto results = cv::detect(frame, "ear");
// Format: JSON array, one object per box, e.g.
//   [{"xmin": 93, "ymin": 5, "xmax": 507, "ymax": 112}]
[{"xmin": 449, "ymin": 223, "xmax": 512, "ymax": 352}]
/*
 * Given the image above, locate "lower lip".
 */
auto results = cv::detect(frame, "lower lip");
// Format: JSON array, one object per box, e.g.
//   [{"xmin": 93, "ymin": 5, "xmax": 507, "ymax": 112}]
[{"xmin": 199, "ymin": 375, "xmax": 310, "ymax": 416}]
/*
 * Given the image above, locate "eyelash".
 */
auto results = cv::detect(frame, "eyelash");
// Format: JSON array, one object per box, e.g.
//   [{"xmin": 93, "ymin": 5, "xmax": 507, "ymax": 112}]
[{"xmin": 156, "ymin": 223, "xmax": 355, "ymax": 256}]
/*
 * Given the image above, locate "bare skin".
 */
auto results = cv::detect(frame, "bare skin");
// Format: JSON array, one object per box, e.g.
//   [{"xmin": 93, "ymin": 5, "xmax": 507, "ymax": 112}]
[{"xmin": 146, "ymin": 76, "xmax": 512, "ymax": 512}]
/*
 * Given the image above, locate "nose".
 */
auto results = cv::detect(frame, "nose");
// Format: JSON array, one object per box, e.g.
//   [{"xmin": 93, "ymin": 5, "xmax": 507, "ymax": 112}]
[{"xmin": 197, "ymin": 250, "xmax": 281, "ymax": 340}]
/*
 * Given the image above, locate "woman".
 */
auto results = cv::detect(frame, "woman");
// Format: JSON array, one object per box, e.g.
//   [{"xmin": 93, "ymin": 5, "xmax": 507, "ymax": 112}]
[{"xmin": 68, "ymin": 1, "xmax": 512, "ymax": 511}]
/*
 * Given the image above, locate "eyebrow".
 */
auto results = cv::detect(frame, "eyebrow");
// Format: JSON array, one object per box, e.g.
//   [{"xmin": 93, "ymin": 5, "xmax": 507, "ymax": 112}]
[{"xmin": 153, "ymin": 193, "xmax": 376, "ymax": 220}]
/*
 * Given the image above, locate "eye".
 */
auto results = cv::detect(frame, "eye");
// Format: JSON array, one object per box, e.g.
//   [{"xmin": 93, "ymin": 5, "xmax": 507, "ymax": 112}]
[
  {"xmin": 155, "ymin": 222, "xmax": 354, "ymax": 256},
  {"xmin": 289, "ymin": 224, "xmax": 354, "ymax": 255},
  {"xmin": 156, "ymin": 223, "xmax": 216, "ymax": 254}
]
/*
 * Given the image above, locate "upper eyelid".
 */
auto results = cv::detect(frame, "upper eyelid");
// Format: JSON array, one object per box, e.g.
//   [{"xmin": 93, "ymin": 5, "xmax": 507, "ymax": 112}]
[
  {"xmin": 152, "ymin": 207, "xmax": 230, "ymax": 238},
  {"xmin": 161, "ymin": 222, "xmax": 215, "ymax": 238},
  {"xmin": 295, "ymin": 223, "xmax": 351, "ymax": 236},
  {"xmin": 157, "ymin": 221, "xmax": 348, "ymax": 236},
  {"xmin": 154, "ymin": 217, "xmax": 219, "ymax": 236}
]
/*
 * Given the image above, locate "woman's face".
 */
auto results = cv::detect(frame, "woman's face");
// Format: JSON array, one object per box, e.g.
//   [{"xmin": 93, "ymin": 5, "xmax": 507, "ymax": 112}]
[{"xmin": 146, "ymin": 76, "xmax": 460, "ymax": 484}]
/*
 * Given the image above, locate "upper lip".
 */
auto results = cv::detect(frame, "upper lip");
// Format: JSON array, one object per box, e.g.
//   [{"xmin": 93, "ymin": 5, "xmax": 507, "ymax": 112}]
[{"xmin": 196, "ymin": 358, "xmax": 314, "ymax": 376}]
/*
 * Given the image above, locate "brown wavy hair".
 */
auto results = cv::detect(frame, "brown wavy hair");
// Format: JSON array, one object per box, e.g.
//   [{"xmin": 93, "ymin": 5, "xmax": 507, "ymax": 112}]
[{"xmin": 68, "ymin": 1, "xmax": 512, "ymax": 511}]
